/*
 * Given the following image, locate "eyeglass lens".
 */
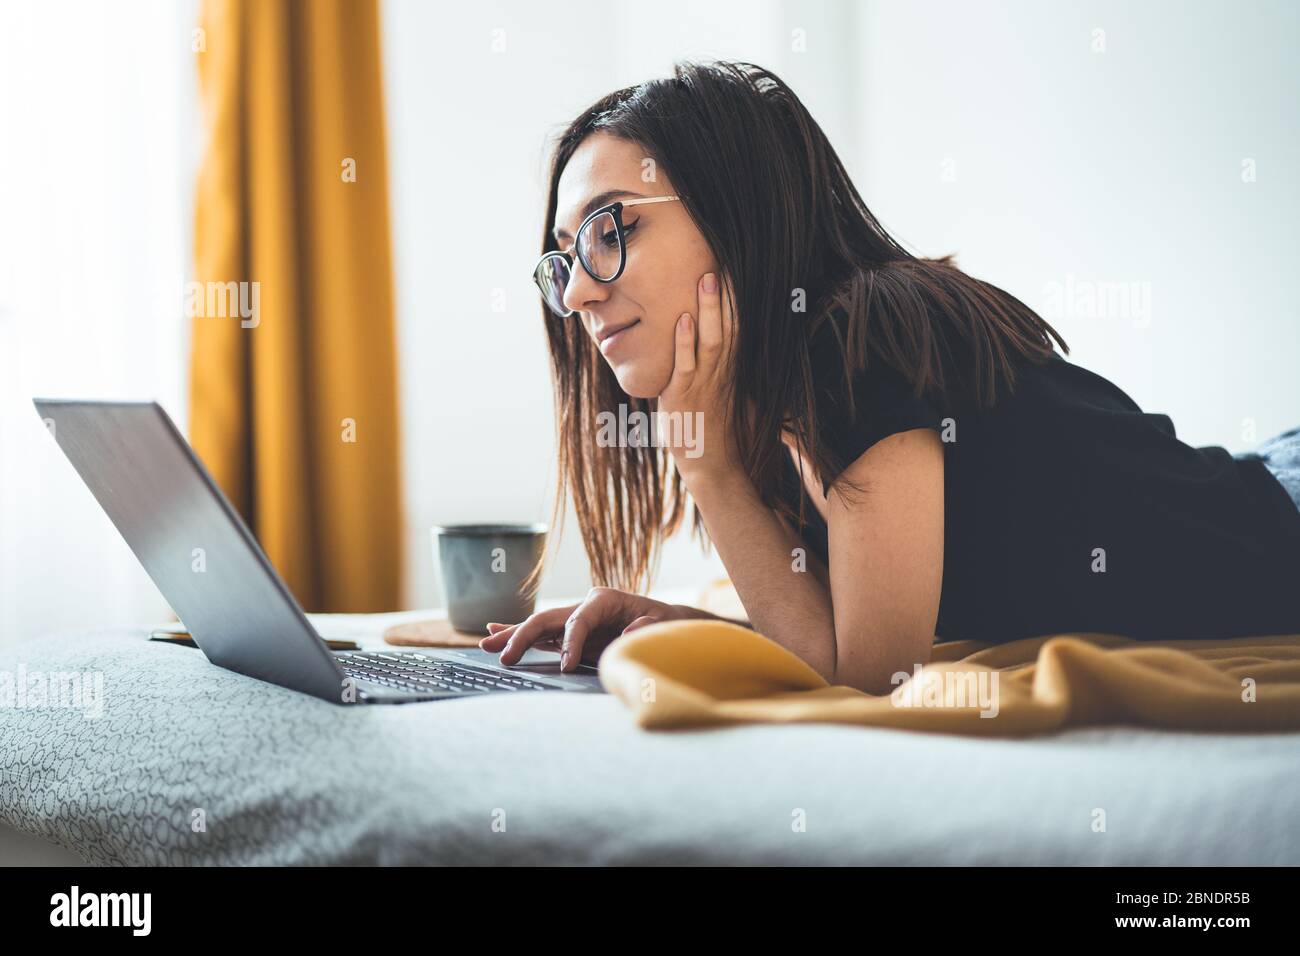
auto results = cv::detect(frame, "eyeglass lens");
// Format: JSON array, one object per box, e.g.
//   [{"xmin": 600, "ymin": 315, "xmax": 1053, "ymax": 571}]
[
  {"xmin": 575, "ymin": 211, "xmax": 621, "ymax": 282},
  {"xmin": 536, "ymin": 210, "xmax": 622, "ymax": 314},
  {"xmin": 535, "ymin": 255, "xmax": 571, "ymax": 315}
]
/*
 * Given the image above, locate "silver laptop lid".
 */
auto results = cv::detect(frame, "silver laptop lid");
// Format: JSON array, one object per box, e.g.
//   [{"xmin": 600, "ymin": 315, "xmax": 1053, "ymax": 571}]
[{"xmin": 33, "ymin": 399, "xmax": 346, "ymax": 703}]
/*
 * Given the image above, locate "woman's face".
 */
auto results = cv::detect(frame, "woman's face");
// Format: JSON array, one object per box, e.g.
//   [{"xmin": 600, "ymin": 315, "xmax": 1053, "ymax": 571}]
[{"xmin": 551, "ymin": 133, "xmax": 717, "ymax": 398}]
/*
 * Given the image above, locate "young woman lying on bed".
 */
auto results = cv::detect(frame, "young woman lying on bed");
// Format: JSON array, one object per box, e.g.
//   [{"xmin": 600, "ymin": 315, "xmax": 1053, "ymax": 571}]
[{"xmin": 480, "ymin": 60, "xmax": 1300, "ymax": 695}]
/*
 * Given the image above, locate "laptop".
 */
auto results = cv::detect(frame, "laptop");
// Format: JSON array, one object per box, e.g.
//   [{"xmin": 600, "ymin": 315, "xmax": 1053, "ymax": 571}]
[{"xmin": 33, "ymin": 399, "xmax": 605, "ymax": 704}]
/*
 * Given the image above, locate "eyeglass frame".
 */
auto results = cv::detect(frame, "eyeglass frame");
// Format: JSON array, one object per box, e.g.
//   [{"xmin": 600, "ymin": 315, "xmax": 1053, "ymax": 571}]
[{"xmin": 533, "ymin": 195, "xmax": 681, "ymax": 317}]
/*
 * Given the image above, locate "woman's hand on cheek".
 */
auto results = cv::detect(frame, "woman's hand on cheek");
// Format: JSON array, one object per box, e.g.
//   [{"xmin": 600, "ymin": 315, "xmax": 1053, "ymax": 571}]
[{"xmin": 658, "ymin": 271, "xmax": 742, "ymax": 483}]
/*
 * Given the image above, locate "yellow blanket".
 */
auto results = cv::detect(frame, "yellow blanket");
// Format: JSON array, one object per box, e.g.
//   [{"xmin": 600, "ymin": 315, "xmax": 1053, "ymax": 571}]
[{"xmin": 598, "ymin": 620, "xmax": 1300, "ymax": 736}]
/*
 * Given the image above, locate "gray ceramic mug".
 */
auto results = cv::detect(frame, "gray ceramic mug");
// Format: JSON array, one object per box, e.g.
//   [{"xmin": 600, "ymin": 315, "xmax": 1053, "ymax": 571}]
[{"xmin": 432, "ymin": 523, "xmax": 548, "ymax": 634}]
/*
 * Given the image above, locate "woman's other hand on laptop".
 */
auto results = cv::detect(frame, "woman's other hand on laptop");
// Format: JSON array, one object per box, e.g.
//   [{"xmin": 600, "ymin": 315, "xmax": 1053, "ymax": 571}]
[{"xmin": 479, "ymin": 589, "xmax": 696, "ymax": 672}]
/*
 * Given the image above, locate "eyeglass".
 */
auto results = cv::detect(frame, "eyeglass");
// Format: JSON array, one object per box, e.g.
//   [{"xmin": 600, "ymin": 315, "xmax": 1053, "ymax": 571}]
[{"xmin": 533, "ymin": 196, "xmax": 680, "ymax": 317}]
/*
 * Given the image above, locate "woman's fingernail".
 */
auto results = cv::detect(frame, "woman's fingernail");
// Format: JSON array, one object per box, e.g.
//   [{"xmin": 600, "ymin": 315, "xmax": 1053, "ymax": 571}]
[
  {"xmin": 701, "ymin": 272, "xmax": 718, "ymax": 293},
  {"xmin": 560, "ymin": 651, "xmax": 570, "ymax": 671},
  {"xmin": 679, "ymin": 312, "xmax": 691, "ymax": 331}
]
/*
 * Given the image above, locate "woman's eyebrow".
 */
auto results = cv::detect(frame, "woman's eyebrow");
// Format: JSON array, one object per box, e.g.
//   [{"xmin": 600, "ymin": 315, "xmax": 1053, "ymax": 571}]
[{"xmin": 552, "ymin": 189, "xmax": 644, "ymax": 242}]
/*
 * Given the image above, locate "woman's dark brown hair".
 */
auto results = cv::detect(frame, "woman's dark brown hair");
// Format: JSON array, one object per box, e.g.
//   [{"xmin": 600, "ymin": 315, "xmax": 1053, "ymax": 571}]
[{"xmin": 525, "ymin": 59, "xmax": 1068, "ymax": 596}]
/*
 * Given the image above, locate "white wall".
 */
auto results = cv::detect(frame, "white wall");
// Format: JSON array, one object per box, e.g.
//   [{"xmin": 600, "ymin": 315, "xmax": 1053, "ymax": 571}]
[
  {"xmin": 0, "ymin": 0, "xmax": 200, "ymax": 647},
  {"xmin": 851, "ymin": 0, "xmax": 1300, "ymax": 448}
]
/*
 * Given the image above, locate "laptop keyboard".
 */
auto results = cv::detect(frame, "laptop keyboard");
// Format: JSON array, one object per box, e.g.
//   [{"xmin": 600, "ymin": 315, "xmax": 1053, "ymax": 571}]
[{"xmin": 337, "ymin": 651, "xmax": 560, "ymax": 695}]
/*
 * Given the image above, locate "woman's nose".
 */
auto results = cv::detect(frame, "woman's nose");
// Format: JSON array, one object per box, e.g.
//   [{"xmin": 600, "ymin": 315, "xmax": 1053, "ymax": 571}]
[{"xmin": 561, "ymin": 262, "xmax": 608, "ymax": 315}]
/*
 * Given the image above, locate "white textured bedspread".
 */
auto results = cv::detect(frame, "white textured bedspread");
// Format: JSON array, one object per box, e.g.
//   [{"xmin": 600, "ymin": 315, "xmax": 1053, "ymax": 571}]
[{"xmin": 1, "ymin": 618, "xmax": 1297, "ymax": 865}]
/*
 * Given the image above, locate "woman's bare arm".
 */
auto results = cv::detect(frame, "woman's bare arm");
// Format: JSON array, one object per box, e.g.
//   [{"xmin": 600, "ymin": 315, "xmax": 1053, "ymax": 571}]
[
  {"xmin": 684, "ymin": 467, "xmax": 839, "ymax": 680},
  {"xmin": 682, "ymin": 427, "xmax": 943, "ymax": 693}
]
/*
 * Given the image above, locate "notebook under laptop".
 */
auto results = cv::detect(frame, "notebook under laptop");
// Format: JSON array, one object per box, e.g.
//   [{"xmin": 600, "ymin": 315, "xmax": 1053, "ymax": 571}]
[{"xmin": 33, "ymin": 399, "xmax": 605, "ymax": 704}]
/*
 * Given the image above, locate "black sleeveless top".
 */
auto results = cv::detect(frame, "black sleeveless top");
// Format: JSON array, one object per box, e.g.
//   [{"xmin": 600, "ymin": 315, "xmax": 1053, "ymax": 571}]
[{"xmin": 779, "ymin": 318, "xmax": 1300, "ymax": 644}]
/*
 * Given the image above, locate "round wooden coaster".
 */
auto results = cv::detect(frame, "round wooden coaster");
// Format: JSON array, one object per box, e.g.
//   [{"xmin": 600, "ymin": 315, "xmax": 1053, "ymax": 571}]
[{"xmin": 382, "ymin": 618, "xmax": 485, "ymax": 648}]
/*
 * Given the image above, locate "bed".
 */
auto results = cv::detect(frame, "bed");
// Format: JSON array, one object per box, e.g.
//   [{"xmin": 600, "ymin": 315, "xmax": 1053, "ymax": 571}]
[{"xmin": 2, "ymin": 609, "xmax": 1298, "ymax": 866}]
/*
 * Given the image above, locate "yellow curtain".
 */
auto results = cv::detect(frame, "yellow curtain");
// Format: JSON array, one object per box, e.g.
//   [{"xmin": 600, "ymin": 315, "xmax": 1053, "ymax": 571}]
[{"xmin": 189, "ymin": 0, "xmax": 403, "ymax": 611}]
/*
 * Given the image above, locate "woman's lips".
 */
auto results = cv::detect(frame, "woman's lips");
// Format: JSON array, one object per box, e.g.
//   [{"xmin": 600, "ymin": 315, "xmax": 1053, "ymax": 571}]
[{"xmin": 598, "ymin": 318, "xmax": 640, "ymax": 355}]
